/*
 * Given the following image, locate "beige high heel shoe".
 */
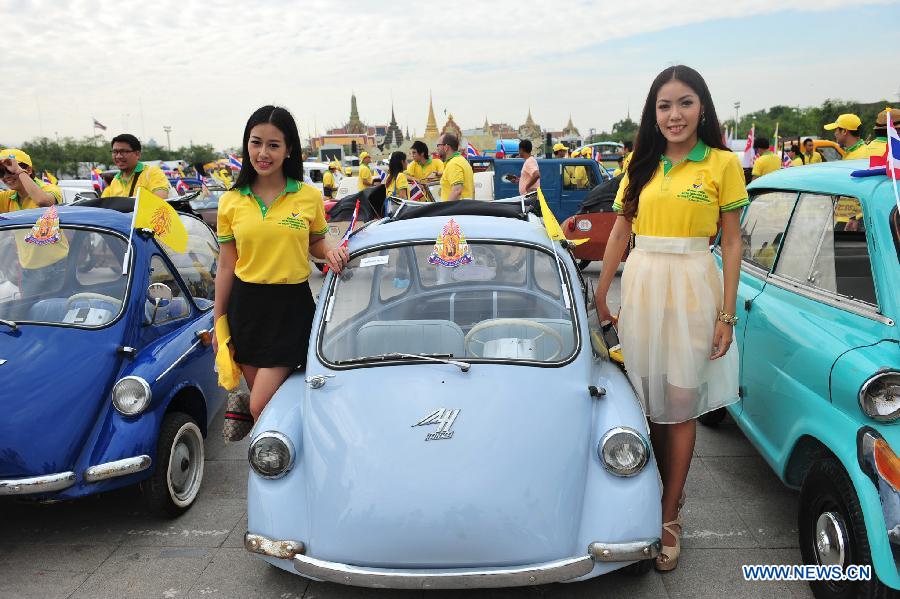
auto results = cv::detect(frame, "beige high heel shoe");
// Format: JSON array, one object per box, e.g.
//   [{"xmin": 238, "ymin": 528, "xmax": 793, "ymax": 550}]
[{"xmin": 655, "ymin": 519, "xmax": 682, "ymax": 572}]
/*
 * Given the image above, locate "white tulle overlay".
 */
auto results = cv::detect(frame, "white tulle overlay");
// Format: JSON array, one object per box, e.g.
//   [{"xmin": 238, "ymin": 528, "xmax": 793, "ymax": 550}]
[{"xmin": 619, "ymin": 235, "xmax": 740, "ymax": 424}]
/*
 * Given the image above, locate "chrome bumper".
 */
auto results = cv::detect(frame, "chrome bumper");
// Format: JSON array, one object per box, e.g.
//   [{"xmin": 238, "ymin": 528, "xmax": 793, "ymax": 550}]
[
  {"xmin": 0, "ymin": 471, "xmax": 76, "ymax": 496},
  {"xmin": 0, "ymin": 454, "xmax": 152, "ymax": 496},
  {"xmin": 245, "ymin": 530, "xmax": 660, "ymax": 589}
]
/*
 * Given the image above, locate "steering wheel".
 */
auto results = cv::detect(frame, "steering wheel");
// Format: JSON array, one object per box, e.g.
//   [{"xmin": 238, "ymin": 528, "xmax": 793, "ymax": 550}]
[
  {"xmin": 465, "ymin": 318, "xmax": 565, "ymax": 361},
  {"xmin": 66, "ymin": 292, "xmax": 122, "ymax": 311}
]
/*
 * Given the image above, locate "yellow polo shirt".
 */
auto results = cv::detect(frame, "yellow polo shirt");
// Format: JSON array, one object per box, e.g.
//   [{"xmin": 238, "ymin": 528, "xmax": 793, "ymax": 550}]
[
  {"xmin": 842, "ymin": 140, "xmax": 868, "ymax": 160},
  {"xmin": 0, "ymin": 178, "xmax": 62, "ymax": 212},
  {"xmin": 217, "ymin": 178, "xmax": 328, "ymax": 284},
  {"xmin": 791, "ymin": 157, "xmax": 803, "ymax": 167},
  {"xmin": 405, "ymin": 158, "xmax": 444, "ymax": 181},
  {"xmin": 751, "ymin": 152, "xmax": 781, "ymax": 177},
  {"xmin": 323, "ymin": 171, "xmax": 336, "ymax": 197},
  {"xmin": 102, "ymin": 162, "xmax": 170, "ymax": 198},
  {"xmin": 358, "ymin": 163, "xmax": 373, "ymax": 190},
  {"xmin": 386, "ymin": 172, "xmax": 410, "ymax": 197},
  {"xmin": 612, "ymin": 141, "xmax": 748, "ymax": 238},
  {"xmin": 866, "ymin": 137, "xmax": 887, "ymax": 159},
  {"xmin": 801, "ymin": 151, "xmax": 823, "ymax": 164},
  {"xmin": 440, "ymin": 153, "xmax": 474, "ymax": 201}
]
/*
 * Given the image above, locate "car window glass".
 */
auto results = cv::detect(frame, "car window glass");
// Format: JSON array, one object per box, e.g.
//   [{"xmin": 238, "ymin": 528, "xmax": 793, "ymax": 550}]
[
  {"xmin": 159, "ymin": 215, "xmax": 218, "ymax": 309},
  {"xmin": 148, "ymin": 255, "xmax": 190, "ymax": 324},
  {"xmin": 533, "ymin": 251, "xmax": 562, "ymax": 299},
  {"xmin": 562, "ymin": 163, "xmax": 595, "ymax": 190},
  {"xmin": 740, "ymin": 191, "xmax": 797, "ymax": 271},
  {"xmin": 775, "ymin": 194, "xmax": 877, "ymax": 305},
  {"xmin": 75, "ymin": 232, "xmax": 126, "ymax": 286},
  {"xmin": 379, "ymin": 247, "xmax": 412, "ymax": 302},
  {"xmin": 818, "ymin": 147, "xmax": 841, "ymax": 162},
  {"xmin": 892, "ymin": 208, "xmax": 900, "ymax": 262}
]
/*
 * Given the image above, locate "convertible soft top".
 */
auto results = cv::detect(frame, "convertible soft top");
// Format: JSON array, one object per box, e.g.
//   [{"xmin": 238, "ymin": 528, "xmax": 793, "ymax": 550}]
[
  {"xmin": 392, "ymin": 199, "xmax": 532, "ymax": 221},
  {"xmin": 72, "ymin": 195, "xmax": 200, "ymax": 218}
]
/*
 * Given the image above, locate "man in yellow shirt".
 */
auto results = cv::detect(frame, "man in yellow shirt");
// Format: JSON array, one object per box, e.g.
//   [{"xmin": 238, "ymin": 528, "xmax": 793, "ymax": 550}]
[
  {"xmin": 824, "ymin": 113, "xmax": 868, "ymax": 160},
  {"xmin": 751, "ymin": 137, "xmax": 782, "ymax": 180},
  {"xmin": 102, "ymin": 134, "xmax": 170, "ymax": 199},
  {"xmin": 552, "ymin": 143, "xmax": 568, "ymax": 159},
  {"xmin": 867, "ymin": 108, "xmax": 898, "ymax": 158},
  {"xmin": 357, "ymin": 151, "xmax": 374, "ymax": 191},
  {"xmin": 405, "ymin": 141, "xmax": 444, "ymax": 183},
  {"xmin": 436, "ymin": 134, "xmax": 474, "ymax": 201},
  {"xmin": 800, "ymin": 138, "xmax": 824, "ymax": 164},
  {"xmin": 323, "ymin": 161, "xmax": 339, "ymax": 199},
  {"xmin": 0, "ymin": 149, "xmax": 60, "ymax": 213}
]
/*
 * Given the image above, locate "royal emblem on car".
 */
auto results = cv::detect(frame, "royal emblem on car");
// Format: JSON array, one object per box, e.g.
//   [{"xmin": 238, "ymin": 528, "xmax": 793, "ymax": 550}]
[{"xmin": 412, "ymin": 408, "xmax": 460, "ymax": 441}]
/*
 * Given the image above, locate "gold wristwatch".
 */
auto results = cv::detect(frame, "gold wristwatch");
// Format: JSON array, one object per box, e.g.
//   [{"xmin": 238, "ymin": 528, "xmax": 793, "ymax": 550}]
[{"xmin": 717, "ymin": 311, "xmax": 739, "ymax": 326}]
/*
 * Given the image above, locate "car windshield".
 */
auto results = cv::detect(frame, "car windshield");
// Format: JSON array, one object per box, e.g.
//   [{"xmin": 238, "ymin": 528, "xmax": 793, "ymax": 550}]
[
  {"xmin": 189, "ymin": 188, "xmax": 227, "ymax": 210},
  {"xmin": 0, "ymin": 226, "xmax": 128, "ymax": 327},
  {"xmin": 320, "ymin": 242, "xmax": 578, "ymax": 365}
]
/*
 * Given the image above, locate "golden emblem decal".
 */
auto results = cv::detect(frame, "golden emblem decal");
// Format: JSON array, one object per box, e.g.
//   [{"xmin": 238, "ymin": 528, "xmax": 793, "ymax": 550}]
[
  {"xmin": 24, "ymin": 206, "xmax": 61, "ymax": 246},
  {"xmin": 428, "ymin": 218, "xmax": 473, "ymax": 268},
  {"xmin": 149, "ymin": 206, "xmax": 172, "ymax": 238}
]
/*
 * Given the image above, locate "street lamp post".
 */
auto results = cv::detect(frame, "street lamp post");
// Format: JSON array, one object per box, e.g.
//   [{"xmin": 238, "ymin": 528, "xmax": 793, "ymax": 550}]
[
  {"xmin": 733, "ymin": 102, "xmax": 741, "ymax": 136},
  {"xmin": 163, "ymin": 126, "xmax": 172, "ymax": 151}
]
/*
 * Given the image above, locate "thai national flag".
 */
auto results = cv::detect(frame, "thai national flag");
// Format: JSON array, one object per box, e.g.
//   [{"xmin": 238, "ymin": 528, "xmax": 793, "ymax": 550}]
[
  {"xmin": 228, "ymin": 154, "xmax": 243, "ymax": 170},
  {"xmin": 175, "ymin": 178, "xmax": 189, "ymax": 194},
  {"xmin": 852, "ymin": 112, "xmax": 900, "ymax": 181},
  {"xmin": 409, "ymin": 179, "xmax": 425, "ymax": 202},
  {"xmin": 91, "ymin": 168, "xmax": 106, "ymax": 192},
  {"xmin": 374, "ymin": 167, "xmax": 388, "ymax": 182},
  {"xmin": 593, "ymin": 148, "xmax": 602, "ymax": 162},
  {"xmin": 466, "ymin": 142, "xmax": 479, "ymax": 158}
]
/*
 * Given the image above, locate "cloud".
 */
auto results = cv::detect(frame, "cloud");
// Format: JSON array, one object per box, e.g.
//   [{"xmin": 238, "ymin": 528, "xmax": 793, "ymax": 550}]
[{"xmin": 1, "ymin": 0, "xmax": 896, "ymax": 149}]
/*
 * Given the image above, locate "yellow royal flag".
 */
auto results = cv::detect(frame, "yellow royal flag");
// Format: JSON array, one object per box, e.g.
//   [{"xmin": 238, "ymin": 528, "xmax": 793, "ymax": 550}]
[
  {"xmin": 537, "ymin": 188, "xmax": 588, "ymax": 245},
  {"xmin": 133, "ymin": 189, "xmax": 188, "ymax": 253}
]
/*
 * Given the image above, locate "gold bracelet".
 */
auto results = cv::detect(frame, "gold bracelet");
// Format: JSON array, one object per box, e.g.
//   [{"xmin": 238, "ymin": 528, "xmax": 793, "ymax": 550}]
[{"xmin": 717, "ymin": 311, "xmax": 739, "ymax": 326}]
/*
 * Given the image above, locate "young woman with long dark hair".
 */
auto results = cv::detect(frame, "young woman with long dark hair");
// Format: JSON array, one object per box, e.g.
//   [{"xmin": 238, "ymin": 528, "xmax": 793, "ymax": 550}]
[
  {"xmin": 214, "ymin": 105, "xmax": 348, "ymax": 431},
  {"xmin": 384, "ymin": 151, "xmax": 409, "ymax": 199},
  {"xmin": 595, "ymin": 65, "xmax": 747, "ymax": 571}
]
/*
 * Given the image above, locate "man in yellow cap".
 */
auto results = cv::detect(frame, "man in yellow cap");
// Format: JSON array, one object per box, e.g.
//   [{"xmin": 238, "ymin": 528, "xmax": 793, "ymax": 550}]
[
  {"xmin": 552, "ymin": 143, "xmax": 568, "ymax": 159},
  {"xmin": 0, "ymin": 149, "xmax": 61, "ymax": 213},
  {"xmin": 358, "ymin": 151, "xmax": 374, "ymax": 191},
  {"xmin": 869, "ymin": 109, "xmax": 899, "ymax": 158},
  {"xmin": 824, "ymin": 114, "xmax": 868, "ymax": 160},
  {"xmin": 323, "ymin": 161, "xmax": 339, "ymax": 199}
]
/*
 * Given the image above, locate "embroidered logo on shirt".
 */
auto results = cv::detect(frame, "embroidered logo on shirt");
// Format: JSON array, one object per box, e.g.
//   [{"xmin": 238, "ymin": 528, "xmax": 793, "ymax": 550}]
[
  {"xmin": 676, "ymin": 173, "xmax": 711, "ymax": 204},
  {"xmin": 691, "ymin": 173, "xmax": 704, "ymax": 189},
  {"xmin": 278, "ymin": 215, "xmax": 308, "ymax": 230}
]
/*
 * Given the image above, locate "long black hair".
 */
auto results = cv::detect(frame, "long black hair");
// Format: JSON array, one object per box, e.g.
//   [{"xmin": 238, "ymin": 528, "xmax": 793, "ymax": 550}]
[
  {"xmin": 621, "ymin": 65, "xmax": 726, "ymax": 220},
  {"xmin": 233, "ymin": 105, "xmax": 303, "ymax": 190},
  {"xmin": 385, "ymin": 151, "xmax": 406, "ymax": 187}
]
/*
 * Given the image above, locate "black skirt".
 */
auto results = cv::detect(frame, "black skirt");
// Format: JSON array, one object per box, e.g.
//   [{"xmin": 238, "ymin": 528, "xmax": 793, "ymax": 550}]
[{"xmin": 227, "ymin": 276, "xmax": 316, "ymax": 369}]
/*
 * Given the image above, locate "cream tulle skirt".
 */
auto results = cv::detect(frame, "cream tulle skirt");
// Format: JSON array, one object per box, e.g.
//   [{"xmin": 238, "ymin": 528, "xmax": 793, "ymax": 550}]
[{"xmin": 619, "ymin": 235, "xmax": 739, "ymax": 424}]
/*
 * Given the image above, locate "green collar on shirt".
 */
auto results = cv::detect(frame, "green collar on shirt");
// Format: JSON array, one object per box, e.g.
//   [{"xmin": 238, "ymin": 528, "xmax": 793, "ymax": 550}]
[
  {"xmin": 844, "ymin": 140, "xmax": 864, "ymax": 153},
  {"xmin": 660, "ymin": 140, "xmax": 709, "ymax": 176},
  {"xmin": 115, "ymin": 161, "xmax": 145, "ymax": 181},
  {"xmin": 238, "ymin": 177, "xmax": 300, "ymax": 217},
  {"xmin": 874, "ymin": 136, "xmax": 888, "ymax": 142}
]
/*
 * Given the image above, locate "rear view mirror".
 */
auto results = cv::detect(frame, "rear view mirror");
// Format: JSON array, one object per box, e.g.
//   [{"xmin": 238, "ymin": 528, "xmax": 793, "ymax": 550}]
[{"xmin": 147, "ymin": 282, "xmax": 173, "ymax": 323}]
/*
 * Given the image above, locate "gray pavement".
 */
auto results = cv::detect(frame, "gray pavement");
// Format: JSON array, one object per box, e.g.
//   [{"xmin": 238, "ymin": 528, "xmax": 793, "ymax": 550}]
[{"xmin": 0, "ymin": 264, "xmax": 814, "ymax": 599}]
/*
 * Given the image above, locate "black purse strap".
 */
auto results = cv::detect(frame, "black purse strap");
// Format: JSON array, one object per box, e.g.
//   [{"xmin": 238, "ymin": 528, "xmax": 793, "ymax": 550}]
[{"xmin": 128, "ymin": 168, "xmax": 141, "ymax": 196}]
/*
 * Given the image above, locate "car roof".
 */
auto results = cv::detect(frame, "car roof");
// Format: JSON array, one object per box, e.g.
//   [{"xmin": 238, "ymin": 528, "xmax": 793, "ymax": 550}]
[
  {"xmin": 747, "ymin": 160, "xmax": 899, "ymax": 217},
  {"xmin": 349, "ymin": 212, "xmax": 557, "ymax": 252},
  {"xmin": 0, "ymin": 206, "xmax": 135, "ymax": 235}
]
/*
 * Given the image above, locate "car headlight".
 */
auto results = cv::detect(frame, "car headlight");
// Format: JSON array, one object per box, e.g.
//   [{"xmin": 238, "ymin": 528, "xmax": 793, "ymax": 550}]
[
  {"xmin": 859, "ymin": 371, "xmax": 900, "ymax": 422},
  {"xmin": 111, "ymin": 376, "xmax": 151, "ymax": 416},
  {"xmin": 249, "ymin": 432, "xmax": 295, "ymax": 479},
  {"xmin": 599, "ymin": 427, "xmax": 649, "ymax": 477}
]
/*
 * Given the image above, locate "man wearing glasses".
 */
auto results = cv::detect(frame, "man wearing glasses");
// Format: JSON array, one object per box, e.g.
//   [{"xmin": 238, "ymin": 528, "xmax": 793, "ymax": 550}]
[
  {"xmin": 0, "ymin": 148, "xmax": 61, "ymax": 213},
  {"xmin": 102, "ymin": 134, "xmax": 170, "ymax": 199}
]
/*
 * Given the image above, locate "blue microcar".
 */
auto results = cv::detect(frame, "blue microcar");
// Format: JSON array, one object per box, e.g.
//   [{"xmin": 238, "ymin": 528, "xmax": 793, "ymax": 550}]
[
  {"xmin": 243, "ymin": 200, "xmax": 662, "ymax": 589},
  {"xmin": 0, "ymin": 202, "xmax": 225, "ymax": 515},
  {"xmin": 706, "ymin": 160, "xmax": 900, "ymax": 597}
]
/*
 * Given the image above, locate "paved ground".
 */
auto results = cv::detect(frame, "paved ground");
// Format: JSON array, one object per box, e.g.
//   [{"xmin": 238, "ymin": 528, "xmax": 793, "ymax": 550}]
[{"xmin": 0, "ymin": 264, "xmax": 816, "ymax": 599}]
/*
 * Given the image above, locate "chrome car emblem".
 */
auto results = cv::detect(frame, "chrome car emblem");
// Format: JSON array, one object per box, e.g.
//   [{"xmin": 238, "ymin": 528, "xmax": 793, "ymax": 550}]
[{"xmin": 412, "ymin": 408, "xmax": 460, "ymax": 441}]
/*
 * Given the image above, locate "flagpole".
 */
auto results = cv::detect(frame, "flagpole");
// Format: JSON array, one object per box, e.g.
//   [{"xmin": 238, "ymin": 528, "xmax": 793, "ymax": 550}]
[
  {"xmin": 122, "ymin": 188, "xmax": 141, "ymax": 276},
  {"xmin": 888, "ymin": 112, "xmax": 900, "ymax": 214}
]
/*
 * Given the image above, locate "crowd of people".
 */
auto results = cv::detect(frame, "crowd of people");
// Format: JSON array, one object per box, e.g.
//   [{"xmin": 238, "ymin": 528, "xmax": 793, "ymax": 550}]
[{"xmin": 2, "ymin": 70, "xmax": 896, "ymax": 576}]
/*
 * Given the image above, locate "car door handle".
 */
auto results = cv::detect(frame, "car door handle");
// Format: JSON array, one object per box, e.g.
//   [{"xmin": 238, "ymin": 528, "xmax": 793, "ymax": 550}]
[{"xmin": 744, "ymin": 298, "xmax": 753, "ymax": 312}]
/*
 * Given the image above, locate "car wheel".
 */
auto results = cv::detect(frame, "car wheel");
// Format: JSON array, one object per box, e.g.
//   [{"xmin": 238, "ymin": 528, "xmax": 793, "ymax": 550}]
[
  {"xmin": 799, "ymin": 457, "xmax": 892, "ymax": 599},
  {"xmin": 621, "ymin": 559, "xmax": 653, "ymax": 576},
  {"xmin": 140, "ymin": 412, "xmax": 205, "ymax": 516},
  {"xmin": 698, "ymin": 408, "xmax": 727, "ymax": 427},
  {"xmin": 578, "ymin": 260, "xmax": 591, "ymax": 271}
]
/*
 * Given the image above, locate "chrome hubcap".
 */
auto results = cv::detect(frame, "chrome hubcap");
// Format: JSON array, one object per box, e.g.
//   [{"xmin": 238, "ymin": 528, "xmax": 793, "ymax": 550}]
[
  {"xmin": 814, "ymin": 511, "xmax": 847, "ymax": 567},
  {"xmin": 168, "ymin": 425, "xmax": 202, "ymax": 502}
]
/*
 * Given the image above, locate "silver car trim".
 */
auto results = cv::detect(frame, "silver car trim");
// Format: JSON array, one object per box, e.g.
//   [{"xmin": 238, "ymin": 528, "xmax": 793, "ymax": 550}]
[
  {"xmin": 83, "ymin": 455, "xmax": 151, "ymax": 482},
  {"xmin": 588, "ymin": 539, "xmax": 661, "ymax": 561},
  {"xmin": 244, "ymin": 533, "xmax": 305, "ymax": 560},
  {"xmin": 0, "ymin": 471, "xmax": 76, "ymax": 496},
  {"xmin": 156, "ymin": 338, "xmax": 204, "ymax": 383},
  {"xmin": 292, "ymin": 553, "xmax": 595, "ymax": 589},
  {"xmin": 765, "ymin": 274, "xmax": 893, "ymax": 326}
]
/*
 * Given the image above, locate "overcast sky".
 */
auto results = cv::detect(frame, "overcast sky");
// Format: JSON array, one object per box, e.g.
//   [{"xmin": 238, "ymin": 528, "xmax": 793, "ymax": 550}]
[{"xmin": 2, "ymin": 0, "xmax": 898, "ymax": 151}]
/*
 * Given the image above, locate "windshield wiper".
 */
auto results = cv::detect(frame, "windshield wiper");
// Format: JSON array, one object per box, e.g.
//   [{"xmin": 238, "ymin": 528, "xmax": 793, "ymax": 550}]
[
  {"xmin": 338, "ymin": 353, "xmax": 470, "ymax": 372},
  {"xmin": 0, "ymin": 318, "xmax": 18, "ymax": 332}
]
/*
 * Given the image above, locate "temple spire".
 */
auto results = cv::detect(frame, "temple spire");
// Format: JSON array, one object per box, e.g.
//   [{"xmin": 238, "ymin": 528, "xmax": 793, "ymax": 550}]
[{"xmin": 424, "ymin": 91, "xmax": 439, "ymax": 139}]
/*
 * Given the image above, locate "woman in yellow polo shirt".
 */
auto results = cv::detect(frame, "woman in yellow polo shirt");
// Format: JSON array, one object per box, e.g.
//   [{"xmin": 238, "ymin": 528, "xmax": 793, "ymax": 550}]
[
  {"xmin": 383, "ymin": 151, "xmax": 409, "ymax": 200},
  {"xmin": 595, "ymin": 65, "xmax": 747, "ymax": 572},
  {"xmin": 214, "ymin": 105, "xmax": 349, "ymax": 430}
]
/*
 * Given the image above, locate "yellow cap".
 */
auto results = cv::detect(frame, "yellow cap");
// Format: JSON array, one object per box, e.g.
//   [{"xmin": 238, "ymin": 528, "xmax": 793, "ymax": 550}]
[
  {"xmin": 875, "ymin": 108, "xmax": 900, "ymax": 127},
  {"xmin": 581, "ymin": 147, "xmax": 593, "ymax": 157},
  {"xmin": 823, "ymin": 113, "xmax": 862, "ymax": 131},
  {"xmin": 329, "ymin": 161, "xmax": 339, "ymax": 170},
  {"xmin": 344, "ymin": 167, "xmax": 352, "ymax": 175},
  {"xmin": 552, "ymin": 143, "xmax": 567, "ymax": 153},
  {"xmin": 1, "ymin": 148, "xmax": 33, "ymax": 168},
  {"xmin": 359, "ymin": 151, "xmax": 369, "ymax": 161}
]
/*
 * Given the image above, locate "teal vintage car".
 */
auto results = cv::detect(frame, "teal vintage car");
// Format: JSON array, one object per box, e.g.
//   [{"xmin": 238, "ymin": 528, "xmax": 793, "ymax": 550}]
[{"xmin": 705, "ymin": 160, "xmax": 900, "ymax": 598}]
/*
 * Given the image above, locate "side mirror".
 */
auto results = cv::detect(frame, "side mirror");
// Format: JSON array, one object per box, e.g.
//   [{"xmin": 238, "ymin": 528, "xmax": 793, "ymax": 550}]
[{"xmin": 147, "ymin": 282, "xmax": 173, "ymax": 323}]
